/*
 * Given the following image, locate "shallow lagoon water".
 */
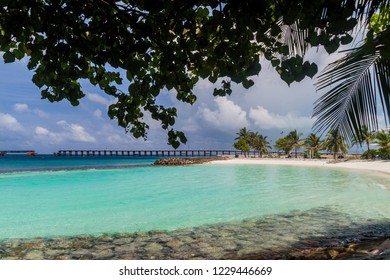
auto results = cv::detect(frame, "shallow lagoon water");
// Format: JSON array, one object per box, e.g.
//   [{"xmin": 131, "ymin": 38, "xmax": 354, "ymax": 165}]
[{"xmin": 1, "ymin": 161, "xmax": 390, "ymax": 241}]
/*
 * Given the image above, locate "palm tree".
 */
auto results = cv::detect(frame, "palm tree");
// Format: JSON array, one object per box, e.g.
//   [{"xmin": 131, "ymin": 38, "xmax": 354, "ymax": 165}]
[
  {"xmin": 246, "ymin": 131, "xmax": 259, "ymax": 150},
  {"xmin": 274, "ymin": 137, "xmax": 292, "ymax": 157},
  {"xmin": 375, "ymin": 129, "xmax": 390, "ymax": 157},
  {"xmin": 251, "ymin": 134, "xmax": 271, "ymax": 158},
  {"xmin": 233, "ymin": 138, "xmax": 250, "ymax": 157},
  {"xmin": 305, "ymin": 133, "xmax": 322, "ymax": 159},
  {"xmin": 354, "ymin": 125, "xmax": 376, "ymax": 151},
  {"xmin": 235, "ymin": 127, "xmax": 252, "ymax": 142},
  {"xmin": 322, "ymin": 130, "xmax": 348, "ymax": 159},
  {"xmin": 286, "ymin": 130, "xmax": 303, "ymax": 158}
]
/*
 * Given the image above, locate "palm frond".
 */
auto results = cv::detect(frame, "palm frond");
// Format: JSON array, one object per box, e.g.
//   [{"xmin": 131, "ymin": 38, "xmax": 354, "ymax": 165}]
[
  {"xmin": 312, "ymin": 42, "xmax": 390, "ymax": 143},
  {"xmin": 375, "ymin": 57, "xmax": 390, "ymax": 125},
  {"xmin": 307, "ymin": 1, "xmax": 390, "ymax": 143},
  {"xmin": 280, "ymin": 21, "xmax": 309, "ymax": 58},
  {"xmin": 355, "ymin": 0, "xmax": 390, "ymax": 23}
]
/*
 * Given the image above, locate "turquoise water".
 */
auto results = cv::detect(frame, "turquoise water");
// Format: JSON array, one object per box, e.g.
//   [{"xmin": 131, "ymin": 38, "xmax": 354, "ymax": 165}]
[
  {"xmin": 0, "ymin": 154, "xmax": 157, "ymax": 173},
  {"xmin": 0, "ymin": 157, "xmax": 390, "ymax": 240}
]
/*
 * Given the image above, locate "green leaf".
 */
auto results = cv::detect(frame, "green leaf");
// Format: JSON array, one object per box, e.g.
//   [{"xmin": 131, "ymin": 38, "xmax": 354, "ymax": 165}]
[
  {"xmin": 171, "ymin": 140, "xmax": 180, "ymax": 149},
  {"xmin": 14, "ymin": 48, "xmax": 24, "ymax": 60},
  {"xmin": 177, "ymin": 131, "xmax": 187, "ymax": 144},
  {"xmin": 279, "ymin": 45, "xmax": 289, "ymax": 56},
  {"xmin": 270, "ymin": 25, "xmax": 281, "ymax": 37},
  {"xmin": 245, "ymin": 58, "xmax": 261, "ymax": 76},
  {"xmin": 198, "ymin": 66, "xmax": 211, "ymax": 79},
  {"xmin": 126, "ymin": 70, "xmax": 134, "ymax": 81},
  {"xmin": 345, "ymin": 18, "xmax": 357, "ymax": 31},
  {"xmin": 242, "ymin": 79, "xmax": 254, "ymax": 89},
  {"xmin": 264, "ymin": 51, "xmax": 273, "ymax": 61},
  {"xmin": 208, "ymin": 71, "xmax": 218, "ymax": 83},
  {"xmin": 380, "ymin": 47, "xmax": 390, "ymax": 60},
  {"xmin": 213, "ymin": 88, "xmax": 225, "ymax": 96},
  {"xmin": 214, "ymin": 43, "xmax": 225, "ymax": 59},
  {"xmin": 271, "ymin": 59, "xmax": 280, "ymax": 67},
  {"xmin": 188, "ymin": 95, "xmax": 197, "ymax": 104},
  {"xmin": 294, "ymin": 72, "xmax": 305, "ymax": 82},
  {"xmin": 3, "ymin": 51, "xmax": 15, "ymax": 63},
  {"xmin": 324, "ymin": 39, "xmax": 340, "ymax": 54},
  {"xmin": 340, "ymin": 34, "xmax": 353, "ymax": 45},
  {"xmin": 167, "ymin": 129, "xmax": 186, "ymax": 149},
  {"xmin": 32, "ymin": 73, "xmax": 45, "ymax": 88},
  {"xmin": 307, "ymin": 63, "xmax": 318, "ymax": 78},
  {"xmin": 280, "ymin": 71, "xmax": 293, "ymax": 85},
  {"xmin": 309, "ymin": 34, "xmax": 320, "ymax": 46}
]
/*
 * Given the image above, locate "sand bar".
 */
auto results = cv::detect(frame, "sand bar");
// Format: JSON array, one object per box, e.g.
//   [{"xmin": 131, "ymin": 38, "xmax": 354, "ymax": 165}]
[{"xmin": 209, "ymin": 158, "xmax": 390, "ymax": 176}]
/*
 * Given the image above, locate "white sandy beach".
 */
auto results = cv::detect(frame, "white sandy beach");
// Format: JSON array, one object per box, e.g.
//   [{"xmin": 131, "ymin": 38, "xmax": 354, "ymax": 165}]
[{"xmin": 209, "ymin": 158, "xmax": 390, "ymax": 176}]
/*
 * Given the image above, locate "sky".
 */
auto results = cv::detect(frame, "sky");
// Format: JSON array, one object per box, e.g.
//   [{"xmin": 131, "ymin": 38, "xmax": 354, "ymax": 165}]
[{"xmin": 0, "ymin": 47, "xmax": 374, "ymax": 154}]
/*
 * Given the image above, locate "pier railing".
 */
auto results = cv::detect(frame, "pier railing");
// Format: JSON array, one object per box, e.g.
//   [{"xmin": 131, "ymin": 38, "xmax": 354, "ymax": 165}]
[
  {"xmin": 55, "ymin": 150, "xmax": 261, "ymax": 157},
  {"xmin": 55, "ymin": 150, "xmax": 363, "ymax": 158}
]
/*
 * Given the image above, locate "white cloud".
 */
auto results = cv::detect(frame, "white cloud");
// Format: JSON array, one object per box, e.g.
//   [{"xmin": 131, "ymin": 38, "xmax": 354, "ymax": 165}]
[
  {"xmin": 199, "ymin": 97, "xmax": 249, "ymax": 131},
  {"xmin": 87, "ymin": 93, "xmax": 113, "ymax": 106},
  {"xmin": 14, "ymin": 103, "xmax": 29, "ymax": 113},
  {"xmin": 34, "ymin": 121, "xmax": 96, "ymax": 144},
  {"xmin": 94, "ymin": 124, "xmax": 132, "ymax": 146},
  {"xmin": 34, "ymin": 126, "xmax": 62, "ymax": 144},
  {"xmin": 249, "ymin": 106, "xmax": 313, "ymax": 130},
  {"xmin": 180, "ymin": 117, "xmax": 201, "ymax": 133},
  {"xmin": 35, "ymin": 126, "xmax": 50, "ymax": 136},
  {"xmin": 0, "ymin": 112, "xmax": 24, "ymax": 131},
  {"xmin": 14, "ymin": 103, "xmax": 49, "ymax": 118},
  {"xmin": 107, "ymin": 134, "xmax": 123, "ymax": 143},
  {"xmin": 33, "ymin": 108, "xmax": 50, "ymax": 118},
  {"xmin": 93, "ymin": 109, "xmax": 103, "ymax": 119},
  {"xmin": 57, "ymin": 120, "xmax": 96, "ymax": 143},
  {"xmin": 93, "ymin": 123, "xmax": 161, "ymax": 149}
]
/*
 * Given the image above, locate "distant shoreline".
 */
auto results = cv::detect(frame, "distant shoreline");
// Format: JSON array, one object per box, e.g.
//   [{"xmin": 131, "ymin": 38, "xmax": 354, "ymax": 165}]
[{"xmin": 208, "ymin": 158, "xmax": 390, "ymax": 176}]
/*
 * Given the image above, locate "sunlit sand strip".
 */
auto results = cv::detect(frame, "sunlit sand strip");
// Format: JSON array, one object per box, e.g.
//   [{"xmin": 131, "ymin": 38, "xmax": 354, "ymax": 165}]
[{"xmin": 209, "ymin": 158, "xmax": 390, "ymax": 176}]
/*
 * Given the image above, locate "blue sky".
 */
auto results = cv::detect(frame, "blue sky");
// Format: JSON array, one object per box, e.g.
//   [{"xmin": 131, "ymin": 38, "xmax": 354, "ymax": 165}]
[{"xmin": 0, "ymin": 49, "xmax": 373, "ymax": 154}]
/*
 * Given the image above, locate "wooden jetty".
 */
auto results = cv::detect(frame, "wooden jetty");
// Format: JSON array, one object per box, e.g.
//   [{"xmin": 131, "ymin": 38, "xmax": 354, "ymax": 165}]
[{"xmin": 55, "ymin": 149, "xmax": 261, "ymax": 157}]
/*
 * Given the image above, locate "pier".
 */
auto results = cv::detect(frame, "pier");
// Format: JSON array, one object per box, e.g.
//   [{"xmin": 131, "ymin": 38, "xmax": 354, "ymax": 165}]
[{"xmin": 55, "ymin": 149, "xmax": 261, "ymax": 157}]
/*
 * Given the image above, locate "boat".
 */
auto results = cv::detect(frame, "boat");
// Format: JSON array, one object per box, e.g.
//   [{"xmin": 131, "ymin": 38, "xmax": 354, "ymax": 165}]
[{"xmin": 26, "ymin": 151, "xmax": 37, "ymax": 156}]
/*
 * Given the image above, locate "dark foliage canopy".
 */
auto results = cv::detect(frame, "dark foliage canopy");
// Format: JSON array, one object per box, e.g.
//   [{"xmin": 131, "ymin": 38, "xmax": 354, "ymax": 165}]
[{"xmin": 1, "ymin": 0, "xmax": 388, "ymax": 147}]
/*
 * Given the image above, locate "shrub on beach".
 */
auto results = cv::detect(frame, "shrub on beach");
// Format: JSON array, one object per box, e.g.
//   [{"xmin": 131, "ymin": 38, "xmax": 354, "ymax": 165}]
[
  {"xmin": 361, "ymin": 150, "xmax": 378, "ymax": 159},
  {"xmin": 361, "ymin": 149, "xmax": 390, "ymax": 160},
  {"xmin": 377, "ymin": 149, "xmax": 390, "ymax": 160},
  {"xmin": 314, "ymin": 152, "xmax": 322, "ymax": 159}
]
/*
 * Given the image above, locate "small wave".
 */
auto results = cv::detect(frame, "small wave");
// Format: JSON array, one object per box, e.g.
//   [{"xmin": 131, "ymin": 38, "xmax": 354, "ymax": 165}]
[{"xmin": 377, "ymin": 184, "xmax": 386, "ymax": 190}]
